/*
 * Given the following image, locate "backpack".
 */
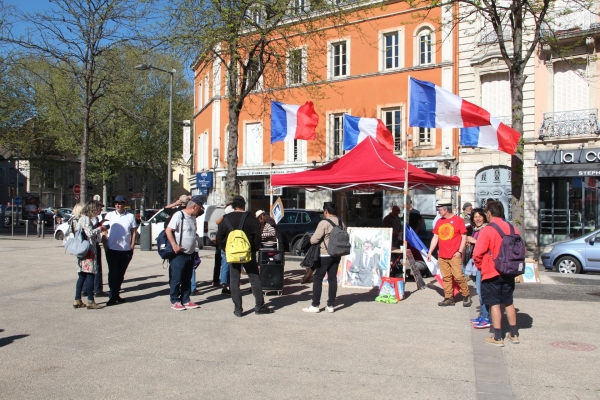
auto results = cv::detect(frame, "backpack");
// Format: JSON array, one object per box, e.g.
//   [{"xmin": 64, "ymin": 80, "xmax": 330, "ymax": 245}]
[
  {"xmin": 223, "ymin": 212, "xmax": 252, "ymax": 263},
  {"xmin": 157, "ymin": 211, "xmax": 184, "ymax": 260},
  {"xmin": 64, "ymin": 219, "xmax": 91, "ymax": 258},
  {"xmin": 488, "ymin": 222, "xmax": 526, "ymax": 275},
  {"xmin": 323, "ymin": 219, "xmax": 351, "ymax": 257}
]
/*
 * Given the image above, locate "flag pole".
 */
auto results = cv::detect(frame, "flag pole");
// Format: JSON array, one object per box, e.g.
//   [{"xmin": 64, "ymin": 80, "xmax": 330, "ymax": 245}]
[
  {"xmin": 270, "ymin": 143, "xmax": 273, "ymax": 207},
  {"xmin": 403, "ymin": 76, "xmax": 411, "ymax": 282}
]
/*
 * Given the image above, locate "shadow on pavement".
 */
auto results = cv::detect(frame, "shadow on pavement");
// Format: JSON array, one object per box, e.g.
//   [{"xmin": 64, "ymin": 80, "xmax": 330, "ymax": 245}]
[
  {"xmin": 0, "ymin": 334, "xmax": 29, "ymax": 348},
  {"xmin": 124, "ymin": 281, "xmax": 166, "ymax": 294},
  {"xmin": 123, "ymin": 275, "xmax": 164, "ymax": 283},
  {"xmin": 122, "ymin": 287, "xmax": 170, "ymax": 303}
]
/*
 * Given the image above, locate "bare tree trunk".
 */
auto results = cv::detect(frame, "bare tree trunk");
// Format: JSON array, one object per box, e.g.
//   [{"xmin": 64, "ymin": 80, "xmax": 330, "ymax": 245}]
[
  {"xmin": 140, "ymin": 171, "xmax": 147, "ymax": 220},
  {"xmin": 510, "ymin": 67, "xmax": 526, "ymax": 233},
  {"xmin": 80, "ymin": 106, "xmax": 90, "ymax": 203},
  {"xmin": 225, "ymin": 110, "xmax": 240, "ymax": 201},
  {"xmin": 102, "ymin": 177, "xmax": 108, "ymax": 212}
]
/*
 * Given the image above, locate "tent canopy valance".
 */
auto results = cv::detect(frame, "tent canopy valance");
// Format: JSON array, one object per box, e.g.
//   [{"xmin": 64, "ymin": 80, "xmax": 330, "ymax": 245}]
[{"xmin": 271, "ymin": 137, "xmax": 460, "ymax": 191}]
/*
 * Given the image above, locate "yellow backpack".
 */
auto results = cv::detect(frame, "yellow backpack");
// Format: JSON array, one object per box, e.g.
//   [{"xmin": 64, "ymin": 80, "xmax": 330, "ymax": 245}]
[{"xmin": 223, "ymin": 212, "xmax": 252, "ymax": 263}]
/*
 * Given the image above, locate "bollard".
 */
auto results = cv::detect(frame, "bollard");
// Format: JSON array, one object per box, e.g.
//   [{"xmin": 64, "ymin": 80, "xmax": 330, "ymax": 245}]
[
  {"xmin": 42, "ymin": 221, "xmax": 45, "ymax": 239},
  {"xmin": 25, "ymin": 220, "xmax": 29, "ymax": 238}
]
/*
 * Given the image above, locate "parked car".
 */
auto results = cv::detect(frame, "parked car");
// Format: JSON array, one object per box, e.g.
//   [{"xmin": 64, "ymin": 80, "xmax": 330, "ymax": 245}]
[
  {"xmin": 54, "ymin": 211, "xmax": 109, "ymax": 241},
  {"xmin": 276, "ymin": 209, "xmax": 323, "ymax": 253},
  {"xmin": 34, "ymin": 209, "xmax": 55, "ymax": 225},
  {"xmin": 135, "ymin": 208, "xmax": 203, "ymax": 249},
  {"xmin": 541, "ymin": 229, "xmax": 600, "ymax": 273},
  {"xmin": 143, "ymin": 209, "xmax": 158, "ymax": 221},
  {"xmin": 197, "ymin": 205, "xmax": 225, "ymax": 247},
  {"xmin": 55, "ymin": 208, "xmax": 73, "ymax": 224},
  {"xmin": 4, "ymin": 206, "xmax": 24, "ymax": 226}
]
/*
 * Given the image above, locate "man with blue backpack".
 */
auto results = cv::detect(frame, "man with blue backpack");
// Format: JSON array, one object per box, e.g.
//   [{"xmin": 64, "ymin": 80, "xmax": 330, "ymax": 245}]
[{"xmin": 473, "ymin": 200, "xmax": 525, "ymax": 347}]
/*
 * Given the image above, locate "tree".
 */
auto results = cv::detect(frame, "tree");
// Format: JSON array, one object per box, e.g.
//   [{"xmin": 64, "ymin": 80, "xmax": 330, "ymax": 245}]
[
  {"xmin": 167, "ymin": 0, "xmax": 373, "ymax": 200},
  {"xmin": 2, "ymin": 0, "xmax": 156, "ymax": 202}
]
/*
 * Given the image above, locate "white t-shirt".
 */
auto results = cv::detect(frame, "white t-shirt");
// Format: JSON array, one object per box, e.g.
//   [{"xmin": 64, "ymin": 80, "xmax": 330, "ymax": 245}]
[
  {"xmin": 105, "ymin": 210, "xmax": 137, "ymax": 251},
  {"xmin": 167, "ymin": 211, "xmax": 197, "ymax": 255}
]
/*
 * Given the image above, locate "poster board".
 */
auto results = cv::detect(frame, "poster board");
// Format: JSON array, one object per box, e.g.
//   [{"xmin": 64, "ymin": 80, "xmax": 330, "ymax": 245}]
[
  {"xmin": 341, "ymin": 227, "xmax": 392, "ymax": 288},
  {"xmin": 516, "ymin": 259, "xmax": 541, "ymax": 283},
  {"xmin": 270, "ymin": 197, "xmax": 284, "ymax": 224}
]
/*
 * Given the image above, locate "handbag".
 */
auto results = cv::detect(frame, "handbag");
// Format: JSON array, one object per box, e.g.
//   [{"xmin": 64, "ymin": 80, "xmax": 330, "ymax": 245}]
[
  {"xmin": 300, "ymin": 243, "xmax": 320, "ymax": 269},
  {"xmin": 64, "ymin": 221, "xmax": 91, "ymax": 258}
]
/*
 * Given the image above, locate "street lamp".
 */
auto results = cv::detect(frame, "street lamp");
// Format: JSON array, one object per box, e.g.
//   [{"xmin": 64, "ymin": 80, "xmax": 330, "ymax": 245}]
[{"xmin": 135, "ymin": 63, "xmax": 176, "ymax": 205}]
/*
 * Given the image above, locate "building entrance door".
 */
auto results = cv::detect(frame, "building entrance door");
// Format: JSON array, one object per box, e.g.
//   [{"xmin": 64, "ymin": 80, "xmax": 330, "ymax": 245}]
[{"xmin": 474, "ymin": 166, "xmax": 511, "ymax": 219}]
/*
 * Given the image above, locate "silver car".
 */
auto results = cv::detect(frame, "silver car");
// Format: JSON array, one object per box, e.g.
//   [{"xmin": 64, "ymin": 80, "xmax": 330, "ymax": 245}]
[{"xmin": 540, "ymin": 229, "xmax": 600, "ymax": 274}]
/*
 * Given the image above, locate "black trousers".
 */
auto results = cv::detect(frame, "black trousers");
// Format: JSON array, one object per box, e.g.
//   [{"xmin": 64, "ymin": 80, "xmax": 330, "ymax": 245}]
[
  {"xmin": 229, "ymin": 261, "xmax": 265, "ymax": 314},
  {"xmin": 212, "ymin": 245, "xmax": 222, "ymax": 285},
  {"xmin": 312, "ymin": 256, "xmax": 341, "ymax": 307},
  {"xmin": 105, "ymin": 248, "xmax": 133, "ymax": 299}
]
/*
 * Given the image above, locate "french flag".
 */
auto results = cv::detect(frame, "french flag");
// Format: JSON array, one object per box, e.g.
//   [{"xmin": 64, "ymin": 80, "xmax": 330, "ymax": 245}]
[
  {"xmin": 342, "ymin": 114, "xmax": 394, "ymax": 151},
  {"xmin": 270, "ymin": 101, "xmax": 319, "ymax": 144},
  {"xmin": 409, "ymin": 77, "xmax": 521, "ymax": 155}
]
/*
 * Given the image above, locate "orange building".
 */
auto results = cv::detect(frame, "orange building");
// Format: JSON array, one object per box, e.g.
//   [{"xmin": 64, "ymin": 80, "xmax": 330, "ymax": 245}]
[{"xmin": 191, "ymin": 1, "xmax": 457, "ymax": 226}]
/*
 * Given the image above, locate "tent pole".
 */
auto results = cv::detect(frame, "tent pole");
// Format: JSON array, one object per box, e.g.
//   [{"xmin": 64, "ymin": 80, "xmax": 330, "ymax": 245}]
[
  {"xmin": 403, "ymin": 76, "xmax": 410, "ymax": 282},
  {"xmin": 270, "ymin": 144, "xmax": 273, "ymax": 207}
]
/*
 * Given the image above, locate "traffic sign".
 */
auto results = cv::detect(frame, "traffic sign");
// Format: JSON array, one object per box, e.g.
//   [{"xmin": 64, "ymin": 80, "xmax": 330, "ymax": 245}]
[
  {"xmin": 131, "ymin": 193, "xmax": 143, "ymax": 199},
  {"xmin": 73, "ymin": 184, "xmax": 81, "ymax": 194},
  {"xmin": 74, "ymin": 194, "xmax": 81, "ymax": 202},
  {"xmin": 14, "ymin": 196, "xmax": 22, "ymax": 205}
]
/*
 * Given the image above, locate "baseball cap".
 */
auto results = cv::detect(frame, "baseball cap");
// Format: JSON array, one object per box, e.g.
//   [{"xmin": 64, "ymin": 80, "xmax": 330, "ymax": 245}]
[
  {"xmin": 114, "ymin": 195, "xmax": 126, "ymax": 203},
  {"xmin": 255, "ymin": 210, "xmax": 266, "ymax": 218},
  {"xmin": 190, "ymin": 195, "xmax": 203, "ymax": 205},
  {"xmin": 179, "ymin": 194, "xmax": 190, "ymax": 204}
]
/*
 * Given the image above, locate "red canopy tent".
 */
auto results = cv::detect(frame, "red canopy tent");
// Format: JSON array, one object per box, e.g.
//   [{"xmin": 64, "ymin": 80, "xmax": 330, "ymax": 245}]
[{"xmin": 271, "ymin": 136, "xmax": 460, "ymax": 191}]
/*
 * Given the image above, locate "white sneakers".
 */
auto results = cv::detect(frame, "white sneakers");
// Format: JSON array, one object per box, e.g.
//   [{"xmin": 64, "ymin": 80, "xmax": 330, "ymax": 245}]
[
  {"xmin": 302, "ymin": 306, "xmax": 320, "ymax": 313},
  {"xmin": 302, "ymin": 305, "xmax": 335, "ymax": 313}
]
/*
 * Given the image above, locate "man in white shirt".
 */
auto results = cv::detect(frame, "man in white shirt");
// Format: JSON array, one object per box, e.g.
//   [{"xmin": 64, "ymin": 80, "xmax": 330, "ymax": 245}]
[
  {"xmin": 104, "ymin": 195, "xmax": 137, "ymax": 306},
  {"xmin": 165, "ymin": 195, "xmax": 204, "ymax": 311}
]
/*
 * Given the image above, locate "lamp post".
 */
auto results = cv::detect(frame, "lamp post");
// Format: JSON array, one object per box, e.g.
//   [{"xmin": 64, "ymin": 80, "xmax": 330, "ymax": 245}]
[{"xmin": 135, "ymin": 63, "xmax": 176, "ymax": 205}]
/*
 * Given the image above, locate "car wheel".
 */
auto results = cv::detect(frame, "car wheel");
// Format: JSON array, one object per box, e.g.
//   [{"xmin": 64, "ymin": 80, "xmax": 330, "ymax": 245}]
[
  {"xmin": 55, "ymin": 231, "xmax": 64, "ymax": 241},
  {"xmin": 556, "ymin": 256, "xmax": 582, "ymax": 274},
  {"xmin": 292, "ymin": 239, "xmax": 304, "ymax": 256}
]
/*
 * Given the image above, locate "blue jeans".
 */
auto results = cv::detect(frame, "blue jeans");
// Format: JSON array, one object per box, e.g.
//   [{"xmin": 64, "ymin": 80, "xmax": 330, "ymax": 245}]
[
  {"xmin": 191, "ymin": 269, "xmax": 196, "ymax": 291},
  {"xmin": 75, "ymin": 272, "xmax": 94, "ymax": 301},
  {"xmin": 476, "ymin": 269, "xmax": 489, "ymax": 319},
  {"xmin": 220, "ymin": 250, "xmax": 230, "ymax": 286},
  {"xmin": 169, "ymin": 253, "xmax": 194, "ymax": 304}
]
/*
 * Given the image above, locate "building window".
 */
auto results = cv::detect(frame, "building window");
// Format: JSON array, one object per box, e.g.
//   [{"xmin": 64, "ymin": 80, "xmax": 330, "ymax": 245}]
[
  {"xmin": 198, "ymin": 133, "xmax": 209, "ymax": 170},
  {"xmin": 288, "ymin": 48, "xmax": 305, "ymax": 85},
  {"xmin": 331, "ymin": 41, "xmax": 347, "ymax": 78},
  {"xmin": 245, "ymin": 122, "xmax": 263, "ymax": 165},
  {"xmin": 291, "ymin": 0, "xmax": 307, "ymax": 14},
  {"xmin": 554, "ymin": 62, "xmax": 589, "ymax": 112},
  {"xmin": 127, "ymin": 175, "xmax": 136, "ymax": 192},
  {"xmin": 481, "ymin": 72, "xmax": 510, "ymax": 118},
  {"xmin": 382, "ymin": 108, "xmax": 402, "ymax": 152},
  {"xmin": 332, "ymin": 114, "xmax": 344, "ymax": 157},
  {"xmin": 384, "ymin": 32, "xmax": 399, "ymax": 70},
  {"xmin": 418, "ymin": 29, "xmax": 433, "ymax": 65},
  {"xmin": 418, "ymin": 127, "xmax": 432, "ymax": 145},
  {"xmin": 204, "ymin": 75, "xmax": 210, "ymax": 103},
  {"xmin": 285, "ymin": 137, "xmax": 306, "ymax": 163}
]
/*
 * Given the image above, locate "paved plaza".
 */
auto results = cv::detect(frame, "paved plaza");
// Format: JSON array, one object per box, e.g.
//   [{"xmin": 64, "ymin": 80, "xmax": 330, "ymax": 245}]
[{"xmin": 1, "ymin": 233, "xmax": 599, "ymax": 399}]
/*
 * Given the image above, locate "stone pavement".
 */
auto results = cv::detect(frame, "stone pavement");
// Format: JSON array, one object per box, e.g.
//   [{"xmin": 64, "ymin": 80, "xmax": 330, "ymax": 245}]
[{"xmin": 0, "ymin": 234, "xmax": 599, "ymax": 399}]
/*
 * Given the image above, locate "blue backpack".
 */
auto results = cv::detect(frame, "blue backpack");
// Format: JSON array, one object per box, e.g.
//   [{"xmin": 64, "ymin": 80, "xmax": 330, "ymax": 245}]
[{"xmin": 157, "ymin": 211, "xmax": 184, "ymax": 260}]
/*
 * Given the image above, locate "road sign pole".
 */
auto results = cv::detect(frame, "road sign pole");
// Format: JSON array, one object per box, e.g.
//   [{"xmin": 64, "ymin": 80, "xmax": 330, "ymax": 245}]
[{"xmin": 11, "ymin": 197, "xmax": 14, "ymax": 237}]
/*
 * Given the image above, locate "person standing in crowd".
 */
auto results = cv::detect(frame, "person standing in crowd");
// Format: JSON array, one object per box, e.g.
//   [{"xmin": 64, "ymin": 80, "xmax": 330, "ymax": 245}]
[
  {"xmin": 427, "ymin": 199, "xmax": 472, "ymax": 307},
  {"xmin": 91, "ymin": 201, "xmax": 108, "ymax": 297},
  {"xmin": 73, "ymin": 201, "xmax": 108, "ymax": 309},
  {"xmin": 163, "ymin": 194, "xmax": 190, "ymax": 228},
  {"xmin": 212, "ymin": 205, "xmax": 233, "ymax": 296},
  {"xmin": 36, "ymin": 207, "xmax": 45, "ymax": 237},
  {"xmin": 407, "ymin": 198, "xmax": 424, "ymax": 234},
  {"xmin": 382, "ymin": 205, "xmax": 402, "ymax": 248},
  {"xmin": 465, "ymin": 208, "xmax": 490, "ymax": 329},
  {"xmin": 104, "ymin": 195, "xmax": 137, "ymax": 306},
  {"xmin": 462, "ymin": 202, "xmax": 473, "ymax": 227},
  {"xmin": 256, "ymin": 210, "xmax": 278, "ymax": 249},
  {"xmin": 473, "ymin": 201, "xmax": 520, "ymax": 347},
  {"xmin": 302, "ymin": 202, "xmax": 342, "ymax": 313},
  {"xmin": 165, "ymin": 195, "xmax": 204, "ymax": 311},
  {"xmin": 216, "ymin": 196, "xmax": 273, "ymax": 317}
]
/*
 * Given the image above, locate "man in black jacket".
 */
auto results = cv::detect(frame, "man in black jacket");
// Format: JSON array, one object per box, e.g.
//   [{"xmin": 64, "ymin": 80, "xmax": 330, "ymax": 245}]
[{"xmin": 216, "ymin": 195, "xmax": 273, "ymax": 317}]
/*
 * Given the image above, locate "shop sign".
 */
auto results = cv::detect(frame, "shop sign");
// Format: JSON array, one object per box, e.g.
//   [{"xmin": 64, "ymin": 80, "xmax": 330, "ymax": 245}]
[
  {"xmin": 536, "ymin": 148, "xmax": 600, "ymax": 165},
  {"xmin": 196, "ymin": 172, "xmax": 213, "ymax": 188},
  {"xmin": 411, "ymin": 161, "xmax": 437, "ymax": 169},
  {"xmin": 236, "ymin": 167, "xmax": 307, "ymax": 177}
]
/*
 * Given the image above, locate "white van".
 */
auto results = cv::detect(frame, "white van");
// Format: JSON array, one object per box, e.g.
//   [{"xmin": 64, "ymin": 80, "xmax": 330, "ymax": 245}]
[
  {"xmin": 197, "ymin": 205, "xmax": 225, "ymax": 246},
  {"xmin": 136, "ymin": 208, "xmax": 203, "ymax": 249}
]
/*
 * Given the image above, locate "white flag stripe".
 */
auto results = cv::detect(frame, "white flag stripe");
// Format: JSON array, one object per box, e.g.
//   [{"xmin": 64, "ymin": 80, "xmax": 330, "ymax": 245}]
[
  {"xmin": 434, "ymin": 86, "xmax": 464, "ymax": 128},
  {"xmin": 282, "ymin": 104, "xmax": 300, "ymax": 141}
]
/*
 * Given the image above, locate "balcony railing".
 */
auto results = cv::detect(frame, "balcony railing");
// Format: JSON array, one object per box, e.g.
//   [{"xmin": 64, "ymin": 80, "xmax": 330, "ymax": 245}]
[
  {"xmin": 541, "ymin": 8, "xmax": 599, "ymax": 36},
  {"xmin": 494, "ymin": 115, "xmax": 512, "ymax": 126},
  {"xmin": 538, "ymin": 109, "xmax": 600, "ymax": 139},
  {"xmin": 479, "ymin": 26, "xmax": 512, "ymax": 45}
]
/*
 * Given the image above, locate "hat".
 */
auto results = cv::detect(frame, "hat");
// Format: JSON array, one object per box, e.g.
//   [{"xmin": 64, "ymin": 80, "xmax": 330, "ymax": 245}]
[
  {"xmin": 179, "ymin": 194, "xmax": 190, "ymax": 204},
  {"xmin": 114, "ymin": 195, "xmax": 126, "ymax": 203},
  {"xmin": 224, "ymin": 205, "xmax": 234, "ymax": 214},
  {"xmin": 232, "ymin": 195, "xmax": 246, "ymax": 204},
  {"xmin": 462, "ymin": 202, "xmax": 473, "ymax": 210},
  {"xmin": 255, "ymin": 210, "xmax": 266, "ymax": 218},
  {"xmin": 436, "ymin": 198, "xmax": 452, "ymax": 207},
  {"xmin": 190, "ymin": 195, "xmax": 203, "ymax": 205}
]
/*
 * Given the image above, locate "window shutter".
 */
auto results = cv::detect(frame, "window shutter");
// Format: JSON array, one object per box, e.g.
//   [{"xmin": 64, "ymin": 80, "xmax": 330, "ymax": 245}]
[{"xmin": 554, "ymin": 62, "xmax": 588, "ymax": 112}]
